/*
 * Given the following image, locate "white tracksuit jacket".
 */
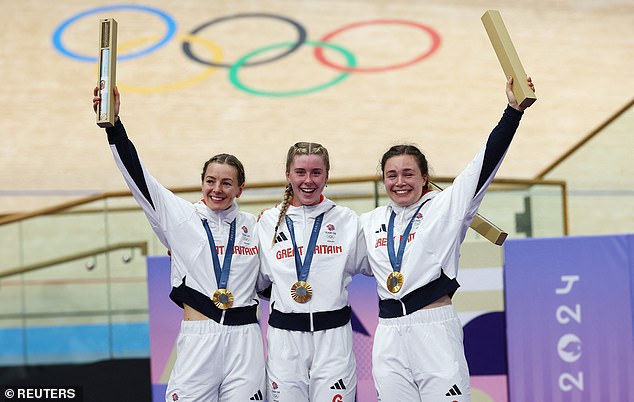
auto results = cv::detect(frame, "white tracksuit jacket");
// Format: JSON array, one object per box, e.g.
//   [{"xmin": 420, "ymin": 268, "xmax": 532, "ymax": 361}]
[
  {"xmin": 106, "ymin": 119, "xmax": 260, "ymax": 314},
  {"xmin": 360, "ymin": 106, "xmax": 523, "ymax": 312},
  {"xmin": 257, "ymin": 197, "xmax": 370, "ymax": 318}
]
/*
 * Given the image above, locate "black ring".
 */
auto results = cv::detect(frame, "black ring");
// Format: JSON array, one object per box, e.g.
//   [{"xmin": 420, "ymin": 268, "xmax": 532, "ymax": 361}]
[{"xmin": 183, "ymin": 13, "xmax": 307, "ymax": 68}]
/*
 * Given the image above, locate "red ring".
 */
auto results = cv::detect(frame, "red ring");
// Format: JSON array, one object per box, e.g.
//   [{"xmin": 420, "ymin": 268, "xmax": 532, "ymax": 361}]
[{"xmin": 314, "ymin": 19, "xmax": 441, "ymax": 73}]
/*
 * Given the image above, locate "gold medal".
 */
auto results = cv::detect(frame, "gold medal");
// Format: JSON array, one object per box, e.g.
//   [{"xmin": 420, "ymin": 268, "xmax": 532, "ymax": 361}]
[
  {"xmin": 291, "ymin": 281, "xmax": 313, "ymax": 303},
  {"xmin": 213, "ymin": 289, "xmax": 234, "ymax": 310},
  {"xmin": 386, "ymin": 271, "xmax": 404, "ymax": 293}
]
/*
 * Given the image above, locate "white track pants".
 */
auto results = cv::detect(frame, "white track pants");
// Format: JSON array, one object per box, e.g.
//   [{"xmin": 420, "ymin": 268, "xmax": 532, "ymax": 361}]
[
  {"xmin": 266, "ymin": 323, "xmax": 357, "ymax": 402},
  {"xmin": 165, "ymin": 319, "xmax": 266, "ymax": 402},
  {"xmin": 372, "ymin": 305, "xmax": 470, "ymax": 402}
]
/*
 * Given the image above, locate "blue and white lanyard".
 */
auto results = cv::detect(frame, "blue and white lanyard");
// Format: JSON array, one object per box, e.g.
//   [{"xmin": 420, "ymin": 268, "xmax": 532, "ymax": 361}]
[
  {"xmin": 201, "ymin": 218, "xmax": 236, "ymax": 289},
  {"xmin": 285, "ymin": 213, "xmax": 325, "ymax": 282},
  {"xmin": 386, "ymin": 200, "xmax": 429, "ymax": 272}
]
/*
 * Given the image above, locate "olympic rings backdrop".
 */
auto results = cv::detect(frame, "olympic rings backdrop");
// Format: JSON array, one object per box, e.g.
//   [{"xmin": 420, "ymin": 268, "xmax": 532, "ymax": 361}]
[
  {"xmin": 53, "ymin": 5, "xmax": 517, "ymax": 402},
  {"xmin": 0, "ymin": 1, "xmax": 628, "ymax": 402},
  {"xmin": 52, "ymin": 5, "xmax": 441, "ymax": 96},
  {"xmin": 8, "ymin": 0, "xmax": 630, "ymax": 218}
]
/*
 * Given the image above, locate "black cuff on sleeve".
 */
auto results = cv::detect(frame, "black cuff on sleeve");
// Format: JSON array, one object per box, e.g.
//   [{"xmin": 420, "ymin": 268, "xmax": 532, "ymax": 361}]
[{"xmin": 105, "ymin": 118, "xmax": 126, "ymax": 145}]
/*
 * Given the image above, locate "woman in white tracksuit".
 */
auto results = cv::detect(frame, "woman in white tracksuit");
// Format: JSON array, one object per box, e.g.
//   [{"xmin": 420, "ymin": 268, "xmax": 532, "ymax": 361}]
[
  {"xmin": 256, "ymin": 142, "xmax": 371, "ymax": 402},
  {"xmin": 93, "ymin": 87, "xmax": 265, "ymax": 402},
  {"xmin": 360, "ymin": 76, "xmax": 535, "ymax": 401}
]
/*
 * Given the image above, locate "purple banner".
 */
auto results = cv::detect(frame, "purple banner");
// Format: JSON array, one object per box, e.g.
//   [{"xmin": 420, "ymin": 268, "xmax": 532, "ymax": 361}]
[{"xmin": 505, "ymin": 234, "xmax": 634, "ymax": 401}]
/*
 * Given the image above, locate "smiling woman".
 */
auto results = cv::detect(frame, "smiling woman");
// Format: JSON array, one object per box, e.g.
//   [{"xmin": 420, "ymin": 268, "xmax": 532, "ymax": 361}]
[
  {"xmin": 381, "ymin": 145, "xmax": 430, "ymax": 207},
  {"xmin": 359, "ymin": 76, "xmax": 535, "ymax": 401},
  {"xmin": 91, "ymin": 86, "xmax": 265, "ymax": 401},
  {"xmin": 201, "ymin": 154, "xmax": 245, "ymax": 211},
  {"xmin": 255, "ymin": 141, "xmax": 372, "ymax": 401},
  {"xmin": 284, "ymin": 142, "xmax": 330, "ymax": 207}
]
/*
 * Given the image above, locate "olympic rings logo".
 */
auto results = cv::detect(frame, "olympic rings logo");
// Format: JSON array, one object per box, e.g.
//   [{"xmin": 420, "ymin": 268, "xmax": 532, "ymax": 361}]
[{"xmin": 53, "ymin": 4, "xmax": 441, "ymax": 97}]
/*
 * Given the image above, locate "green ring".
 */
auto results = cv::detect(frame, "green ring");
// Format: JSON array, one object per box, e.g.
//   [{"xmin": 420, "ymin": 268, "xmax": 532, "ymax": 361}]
[{"xmin": 229, "ymin": 40, "xmax": 356, "ymax": 97}]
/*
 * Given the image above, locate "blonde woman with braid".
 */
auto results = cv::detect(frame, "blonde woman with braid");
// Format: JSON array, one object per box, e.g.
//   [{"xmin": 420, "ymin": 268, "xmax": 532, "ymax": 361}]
[{"xmin": 256, "ymin": 142, "xmax": 371, "ymax": 402}]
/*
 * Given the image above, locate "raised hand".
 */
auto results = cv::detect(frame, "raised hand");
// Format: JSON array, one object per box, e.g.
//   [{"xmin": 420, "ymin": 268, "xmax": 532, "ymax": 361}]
[
  {"xmin": 506, "ymin": 76, "xmax": 535, "ymax": 112},
  {"xmin": 92, "ymin": 86, "xmax": 121, "ymax": 120}
]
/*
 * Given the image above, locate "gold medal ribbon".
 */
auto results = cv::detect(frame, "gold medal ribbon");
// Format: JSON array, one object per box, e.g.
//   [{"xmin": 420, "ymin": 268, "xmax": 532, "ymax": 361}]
[
  {"xmin": 202, "ymin": 218, "xmax": 237, "ymax": 308},
  {"xmin": 285, "ymin": 213, "xmax": 325, "ymax": 303},
  {"xmin": 386, "ymin": 200, "xmax": 430, "ymax": 293}
]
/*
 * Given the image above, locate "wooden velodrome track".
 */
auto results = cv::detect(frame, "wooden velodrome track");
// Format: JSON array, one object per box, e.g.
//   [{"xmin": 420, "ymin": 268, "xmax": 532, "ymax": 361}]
[{"xmin": 0, "ymin": 0, "xmax": 632, "ymax": 215}]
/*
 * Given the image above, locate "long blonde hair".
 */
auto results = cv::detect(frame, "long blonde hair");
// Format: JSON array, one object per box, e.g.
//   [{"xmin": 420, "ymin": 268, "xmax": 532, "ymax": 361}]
[{"xmin": 272, "ymin": 142, "xmax": 330, "ymax": 245}]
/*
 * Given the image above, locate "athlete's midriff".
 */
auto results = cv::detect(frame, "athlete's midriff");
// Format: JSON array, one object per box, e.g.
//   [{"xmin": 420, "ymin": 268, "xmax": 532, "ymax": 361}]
[
  {"xmin": 422, "ymin": 294, "xmax": 452, "ymax": 310},
  {"xmin": 184, "ymin": 303, "xmax": 211, "ymax": 321}
]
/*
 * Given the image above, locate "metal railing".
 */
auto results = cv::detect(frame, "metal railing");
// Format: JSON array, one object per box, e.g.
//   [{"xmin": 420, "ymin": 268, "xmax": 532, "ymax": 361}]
[{"xmin": 0, "ymin": 175, "xmax": 567, "ymax": 365}]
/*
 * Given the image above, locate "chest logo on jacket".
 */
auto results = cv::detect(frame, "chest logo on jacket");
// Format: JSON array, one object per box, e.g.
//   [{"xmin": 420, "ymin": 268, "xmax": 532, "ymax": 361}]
[
  {"xmin": 240, "ymin": 225, "xmax": 252, "ymax": 245},
  {"xmin": 412, "ymin": 212, "xmax": 424, "ymax": 229},
  {"xmin": 274, "ymin": 231, "xmax": 289, "ymax": 244},
  {"xmin": 324, "ymin": 222, "xmax": 337, "ymax": 243},
  {"xmin": 375, "ymin": 223, "xmax": 387, "ymax": 234},
  {"xmin": 374, "ymin": 212, "xmax": 424, "ymax": 248}
]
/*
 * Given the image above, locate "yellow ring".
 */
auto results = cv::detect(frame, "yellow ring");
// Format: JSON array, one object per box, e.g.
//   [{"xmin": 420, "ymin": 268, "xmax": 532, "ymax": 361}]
[{"xmin": 116, "ymin": 34, "xmax": 223, "ymax": 93}]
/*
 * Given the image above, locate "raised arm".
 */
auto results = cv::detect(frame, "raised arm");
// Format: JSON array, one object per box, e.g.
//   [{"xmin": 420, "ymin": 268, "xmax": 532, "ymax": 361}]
[
  {"xmin": 92, "ymin": 87, "xmax": 194, "ymax": 248},
  {"xmin": 92, "ymin": 87, "xmax": 155, "ymax": 208},
  {"xmin": 475, "ymin": 76, "xmax": 535, "ymax": 196}
]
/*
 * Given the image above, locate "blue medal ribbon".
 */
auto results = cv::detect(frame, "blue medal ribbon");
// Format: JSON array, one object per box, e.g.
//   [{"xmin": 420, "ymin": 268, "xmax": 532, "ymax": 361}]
[
  {"xmin": 285, "ymin": 212, "xmax": 325, "ymax": 282},
  {"xmin": 386, "ymin": 200, "xmax": 430, "ymax": 272},
  {"xmin": 202, "ymin": 218, "xmax": 236, "ymax": 290}
]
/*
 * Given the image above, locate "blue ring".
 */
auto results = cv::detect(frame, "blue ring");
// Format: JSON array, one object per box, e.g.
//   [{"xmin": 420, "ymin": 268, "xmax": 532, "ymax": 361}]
[{"xmin": 52, "ymin": 4, "xmax": 177, "ymax": 62}]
